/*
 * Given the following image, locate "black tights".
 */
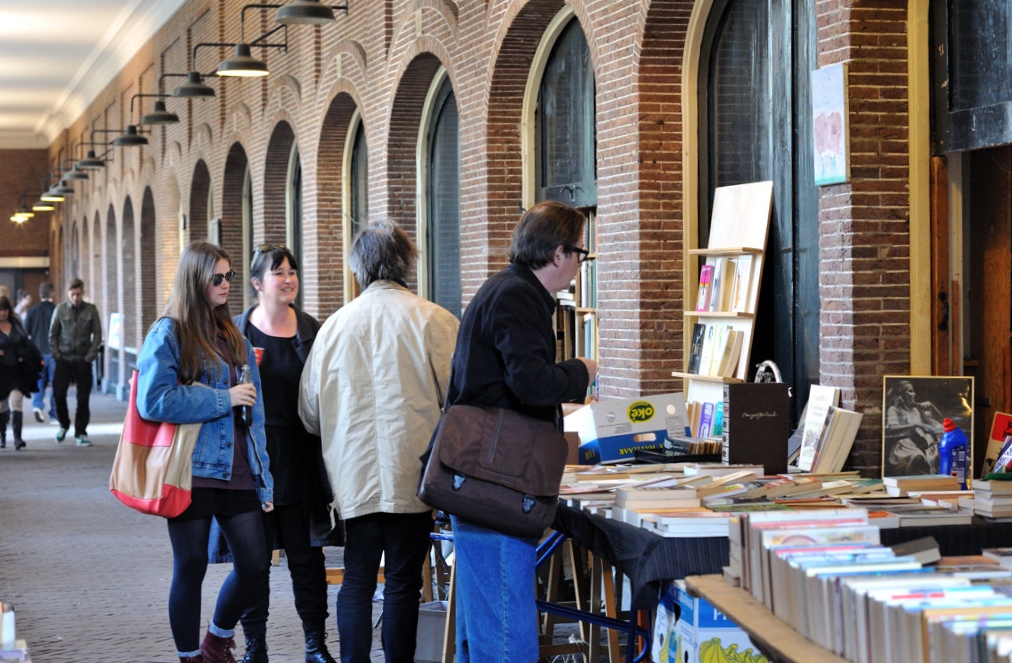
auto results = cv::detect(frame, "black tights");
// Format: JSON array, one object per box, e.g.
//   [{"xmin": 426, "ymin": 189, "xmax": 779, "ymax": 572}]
[{"xmin": 166, "ymin": 509, "xmax": 268, "ymax": 652}]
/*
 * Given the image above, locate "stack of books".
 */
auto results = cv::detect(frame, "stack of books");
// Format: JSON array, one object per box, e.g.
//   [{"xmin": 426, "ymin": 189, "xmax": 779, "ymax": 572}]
[
  {"xmin": 883, "ymin": 473, "xmax": 960, "ymax": 497},
  {"xmin": 975, "ymin": 478, "xmax": 1012, "ymax": 520}
]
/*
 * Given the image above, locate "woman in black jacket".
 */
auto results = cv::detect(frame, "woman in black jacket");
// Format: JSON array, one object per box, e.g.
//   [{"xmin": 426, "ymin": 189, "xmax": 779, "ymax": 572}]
[
  {"xmin": 232, "ymin": 245, "xmax": 339, "ymax": 663},
  {"xmin": 0, "ymin": 295, "xmax": 40, "ymax": 450}
]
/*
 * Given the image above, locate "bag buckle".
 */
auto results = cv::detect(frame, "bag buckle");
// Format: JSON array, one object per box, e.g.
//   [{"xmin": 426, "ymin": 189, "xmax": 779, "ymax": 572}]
[
  {"xmin": 522, "ymin": 494, "xmax": 535, "ymax": 513},
  {"xmin": 452, "ymin": 474, "xmax": 466, "ymax": 490}
]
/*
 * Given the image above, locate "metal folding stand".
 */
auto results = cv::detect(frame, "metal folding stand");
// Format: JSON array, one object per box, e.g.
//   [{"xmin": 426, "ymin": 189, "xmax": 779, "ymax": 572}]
[{"xmin": 534, "ymin": 530, "xmax": 651, "ymax": 663}]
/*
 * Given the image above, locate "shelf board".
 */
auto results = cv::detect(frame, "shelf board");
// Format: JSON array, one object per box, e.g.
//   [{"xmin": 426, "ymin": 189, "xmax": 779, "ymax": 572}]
[
  {"xmin": 684, "ymin": 310, "xmax": 754, "ymax": 319},
  {"xmin": 688, "ymin": 247, "xmax": 764, "ymax": 257},
  {"xmin": 672, "ymin": 371, "xmax": 743, "ymax": 383},
  {"xmin": 684, "ymin": 575, "xmax": 849, "ymax": 663}
]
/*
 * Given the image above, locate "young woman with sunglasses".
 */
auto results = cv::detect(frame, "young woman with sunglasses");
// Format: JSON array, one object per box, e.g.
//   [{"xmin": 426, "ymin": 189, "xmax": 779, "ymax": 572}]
[
  {"xmin": 136, "ymin": 241, "xmax": 274, "ymax": 663},
  {"xmin": 230, "ymin": 244, "xmax": 339, "ymax": 663}
]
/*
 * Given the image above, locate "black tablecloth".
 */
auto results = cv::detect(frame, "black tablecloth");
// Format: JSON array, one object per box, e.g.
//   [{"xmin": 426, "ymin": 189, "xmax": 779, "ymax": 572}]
[
  {"xmin": 552, "ymin": 504, "xmax": 728, "ymax": 610},
  {"xmin": 878, "ymin": 517, "xmax": 1012, "ymax": 554}
]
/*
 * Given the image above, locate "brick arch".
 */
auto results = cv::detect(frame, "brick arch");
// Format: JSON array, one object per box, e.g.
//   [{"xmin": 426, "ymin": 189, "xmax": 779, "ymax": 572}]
[
  {"xmin": 91, "ymin": 212, "xmax": 100, "ymax": 293},
  {"xmin": 222, "ymin": 142, "xmax": 249, "ymax": 314},
  {"xmin": 483, "ymin": 0, "xmax": 568, "ymax": 278},
  {"xmin": 70, "ymin": 221, "xmax": 80, "ymax": 282},
  {"xmin": 139, "ymin": 187, "xmax": 157, "ymax": 335},
  {"xmin": 190, "ymin": 160, "xmax": 211, "ymax": 244},
  {"xmin": 161, "ymin": 173, "xmax": 182, "ymax": 309},
  {"xmin": 263, "ymin": 121, "xmax": 295, "ymax": 246},
  {"xmin": 80, "ymin": 216, "xmax": 90, "ymax": 295},
  {"xmin": 103, "ymin": 204, "xmax": 117, "ymax": 389},
  {"xmin": 314, "ymin": 91, "xmax": 359, "ymax": 314}
]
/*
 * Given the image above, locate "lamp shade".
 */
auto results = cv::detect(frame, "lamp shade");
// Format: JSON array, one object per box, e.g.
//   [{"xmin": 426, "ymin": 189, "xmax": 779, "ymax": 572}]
[
  {"xmin": 77, "ymin": 150, "xmax": 106, "ymax": 170},
  {"xmin": 217, "ymin": 43, "xmax": 269, "ymax": 77},
  {"xmin": 32, "ymin": 201, "xmax": 55, "ymax": 212},
  {"xmin": 114, "ymin": 125, "xmax": 149, "ymax": 147},
  {"xmin": 62, "ymin": 166, "xmax": 88, "ymax": 181},
  {"xmin": 141, "ymin": 101, "xmax": 179, "ymax": 125},
  {"xmin": 173, "ymin": 71, "xmax": 216, "ymax": 98},
  {"xmin": 53, "ymin": 183, "xmax": 75, "ymax": 196},
  {"xmin": 275, "ymin": 0, "xmax": 336, "ymax": 24},
  {"xmin": 40, "ymin": 189, "xmax": 65, "ymax": 202},
  {"xmin": 16, "ymin": 206, "xmax": 34, "ymax": 219}
]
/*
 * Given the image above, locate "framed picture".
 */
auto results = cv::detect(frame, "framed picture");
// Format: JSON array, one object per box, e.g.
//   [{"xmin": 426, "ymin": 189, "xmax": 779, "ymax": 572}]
[
  {"xmin": 811, "ymin": 61, "xmax": 850, "ymax": 186},
  {"xmin": 881, "ymin": 376, "xmax": 974, "ymax": 478}
]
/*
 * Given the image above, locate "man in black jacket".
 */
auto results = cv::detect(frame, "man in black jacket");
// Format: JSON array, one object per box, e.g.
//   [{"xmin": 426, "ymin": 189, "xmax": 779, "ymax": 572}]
[
  {"xmin": 25, "ymin": 281, "xmax": 56, "ymax": 423},
  {"xmin": 49, "ymin": 278, "xmax": 102, "ymax": 447}
]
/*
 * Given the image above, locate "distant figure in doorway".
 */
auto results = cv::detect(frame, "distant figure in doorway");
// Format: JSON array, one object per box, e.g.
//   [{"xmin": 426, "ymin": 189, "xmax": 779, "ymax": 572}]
[
  {"xmin": 49, "ymin": 278, "xmax": 102, "ymax": 447},
  {"xmin": 25, "ymin": 282, "xmax": 57, "ymax": 424},
  {"xmin": 299, "ymin": 220, "xmax": 459, "ymax": 663},
  {"xmin": 885, "ymin": 379, "xmax": 944, "ymax": 475}
]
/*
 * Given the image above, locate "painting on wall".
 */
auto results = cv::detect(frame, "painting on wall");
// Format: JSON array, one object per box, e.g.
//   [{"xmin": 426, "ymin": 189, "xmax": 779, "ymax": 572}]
[
  {"xmin": 881, "ymin": 376, "xmax": 974, "ymax": 479},
  {"xmin": 811, "ymin": 62, "xmax": 849, "ymax": 186}
]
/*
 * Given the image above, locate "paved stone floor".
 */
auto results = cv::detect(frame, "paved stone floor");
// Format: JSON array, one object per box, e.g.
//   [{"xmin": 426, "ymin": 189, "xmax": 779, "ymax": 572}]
[{"xmin": 0, "ymin": 390, "xmax": 391, "ymax": 663}]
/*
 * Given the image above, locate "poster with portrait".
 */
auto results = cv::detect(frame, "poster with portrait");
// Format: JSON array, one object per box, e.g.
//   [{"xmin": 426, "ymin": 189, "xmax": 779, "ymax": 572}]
[{"xmin": 881, "ymin": 376, "xmax": 974, "ymax": 478}]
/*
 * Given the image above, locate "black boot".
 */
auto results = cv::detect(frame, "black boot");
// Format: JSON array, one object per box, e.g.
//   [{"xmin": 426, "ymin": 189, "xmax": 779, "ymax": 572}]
[
  {"xmin": 0, "ymin": 410, "xmax": 7, "ymax": 448},
  {"xmin": 304, "ymin": 630, "xmax": 336, "ymax": 663},
  {"xmin": 12, "ymin": 411, "xmax": 25, "ymax": 450},
  {"xmin": 240, "ymin": 632, "xmax": 268, "ymax": 663}
]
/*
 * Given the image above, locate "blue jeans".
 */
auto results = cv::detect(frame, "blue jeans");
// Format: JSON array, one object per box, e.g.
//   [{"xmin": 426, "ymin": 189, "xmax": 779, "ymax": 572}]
[
  {"xmin": 450, "ymin": 516, "xmax": 538, "ymax": 663},
  {"xmin": 337, "ymin": 511, "xmax": 433, "ymax": 663},
  {"xmin": 32, "ymin": 353, "xmax": 56, "ymax": 418}
]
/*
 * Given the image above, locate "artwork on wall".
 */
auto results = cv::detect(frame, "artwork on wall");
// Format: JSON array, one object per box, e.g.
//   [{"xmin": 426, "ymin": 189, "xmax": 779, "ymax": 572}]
[
  {"xmin": 811, "ymin": 61, "xmax": 849, "ymax": 186},
  {"xmin": 881, "ymin": 376, "xmax": 974, "ymax": 478}
]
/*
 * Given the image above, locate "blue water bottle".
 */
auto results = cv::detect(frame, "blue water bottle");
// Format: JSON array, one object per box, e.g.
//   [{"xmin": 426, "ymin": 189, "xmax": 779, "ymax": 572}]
[{"xmin": 939, "ymin": 417, "xmax": 968, "ymax": 489}]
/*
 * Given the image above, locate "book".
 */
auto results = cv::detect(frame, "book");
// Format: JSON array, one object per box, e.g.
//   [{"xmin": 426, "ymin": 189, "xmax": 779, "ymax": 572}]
[
  {"xmin": 707, "ymin": 257, "xmax": 725, "ymax": 312},
  {"xmin": 695, "ymin": 264, "xmax": 713, "ymax": 312},
  {"xmin": 798, "ymin": 385, "xmax": 841, "ymax": 472},
  {"xmin": 882, "ymin": 474, "xmax": 960, "ymax": 496},
  {"xmin": 729, "ymin": 254, "xmax": 753, "ymax": 313},
  {"xmin": 708, "ymin": 257, "xmax": 736, "ymax": 312},
  {"xmin": 698, "ymin": 324, "xmax": 718, "ymax": 377},
  {"xmin": 723, "ymin": 382, "xmax": 790, "ymax": 475},
  {"xmin": 686, "ymin": 322, "xmax": 706, "ymax": 374},
  {"xmin": 696, "ymin": 401, "xmax": 715, "ymax": 438},
  {"xmin": 982, "ymin": 411, "xmax": 1012, "ymax": 477},
  {"xmin": 812, "ymin": 406, "xmax": 864, "ymax": 474},
  {"xmin": 888, "ymin": 536, "xmax": 941, "ymax": 565},
  {"xmin": 983, "ymin": 547, "xmax": 1012, "ymax": 570},
  {"xmin": 613, "ymin": 485, "xmax": 701, "ymax": 510},
  {"xmin": 720, "ymin": 329, "xmax": 744, "ymax": 379},
  {"xmin": 706, "ymin": 325, "xmax": 729, "ymax": 376}
]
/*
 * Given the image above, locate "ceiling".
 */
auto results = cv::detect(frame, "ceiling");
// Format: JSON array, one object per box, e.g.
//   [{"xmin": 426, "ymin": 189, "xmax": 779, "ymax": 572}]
[{"xmin": 0, "ymin": 0, "xmax": 187, "ymax": 149}]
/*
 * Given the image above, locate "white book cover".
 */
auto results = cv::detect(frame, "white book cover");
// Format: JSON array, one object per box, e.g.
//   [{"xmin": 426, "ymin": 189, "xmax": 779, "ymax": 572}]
[{"xmin": 798, "ymin": 385, "xmax": 841, "ymax": 472}]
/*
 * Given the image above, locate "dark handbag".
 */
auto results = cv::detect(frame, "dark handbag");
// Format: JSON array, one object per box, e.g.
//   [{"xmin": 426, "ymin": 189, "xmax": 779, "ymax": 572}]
[{"xmin": 418, "ymin": 403, "xmax": 569, "ymax": 539}]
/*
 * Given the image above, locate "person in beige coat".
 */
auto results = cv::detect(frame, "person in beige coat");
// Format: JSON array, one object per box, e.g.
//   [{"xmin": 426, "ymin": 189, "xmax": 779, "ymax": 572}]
[{"xmin": 298, "ymin": 220, "xmax": 458, "ymax": 663}]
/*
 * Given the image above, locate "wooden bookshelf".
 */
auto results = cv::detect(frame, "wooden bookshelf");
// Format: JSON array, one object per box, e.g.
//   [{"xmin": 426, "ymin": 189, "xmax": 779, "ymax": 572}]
[{"xmin": 684, "ymin": 574, "xmax": 848, "ymax": 663}]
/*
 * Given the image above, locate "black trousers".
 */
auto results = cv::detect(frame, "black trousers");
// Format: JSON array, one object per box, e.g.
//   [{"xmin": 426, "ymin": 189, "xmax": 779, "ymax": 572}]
[
  {"xmin": 53, "ymin": 358, "xmax": 93, "ymax": 436},
  {"xmin": 242, "ymin": 503, "xmax": 330, "ymax": 637}
]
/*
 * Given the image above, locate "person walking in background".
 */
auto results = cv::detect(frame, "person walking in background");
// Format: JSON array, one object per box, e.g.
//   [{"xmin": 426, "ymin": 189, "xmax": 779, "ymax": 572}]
[
  {"xmin": 137, "ymin": 241, "xmax": 273, "ymax": 663},
  {"xmin": 49, "ymin": 278, "xmax": 102, "ymax": 447},
  {"xmin": 0, "ymin": 295, "xmax": 41, "ymax": 450},
  {"xmin": 445, "ymin": 201, "xmax": 595, "ymax": 662},
  {"xmin": 25, "ymin": 282, "xmax": 57, "ymax": 423},
  {"xmin": 299, "ymin": 221, "xmax": 459, "ymax": 663},
  {"xmin": 14, "ymin": 289, "xmax": 31, "ymax": 317},
  {"xmin": 233, "ymin": 244, "xmax": 340, "ymax": 663},
  {"xmin": 4, "ymin": 288, "xmax": 35, "ymax": 448}
]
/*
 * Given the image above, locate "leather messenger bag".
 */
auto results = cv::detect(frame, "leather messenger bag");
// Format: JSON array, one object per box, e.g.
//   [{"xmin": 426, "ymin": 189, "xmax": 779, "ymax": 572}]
[{"xmin": 418, "ymin": 404, "xmax": 569, "ymax": 539}]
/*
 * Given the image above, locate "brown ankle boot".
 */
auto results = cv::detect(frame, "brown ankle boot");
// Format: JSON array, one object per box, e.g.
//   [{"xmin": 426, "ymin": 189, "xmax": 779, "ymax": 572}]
[{"xmin": 200, "ymin": 631, "xmax": 237, "ymax": 663}]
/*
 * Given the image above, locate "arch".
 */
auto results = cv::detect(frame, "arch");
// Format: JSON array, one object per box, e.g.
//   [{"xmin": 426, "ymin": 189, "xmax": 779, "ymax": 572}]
[
  {"xmin": 190, "ymin": 160, "xmax": 212, "ymax": 244},
  {"xmin": 70, "ymin": 221, "xmax": 80, "ymax": 282},
  {"xmin": 91, "ymin": 211, "xmax": 100, "ymax": 295},
  {"xmin": 122, "ymin": 196, "xmax": 138, "ymax": 353},
  {"xmin": 317, "ymin": 91, "xmax": 359, "ymax": 312},
  {"xmin": 222, "ymin": 142, "xmax": 250, "ymax": 313},
  {"xmin": 264, "ymin": 121, "xmax": 296, "ymax": 246},
  {"xmin": 162, "ymin": 173, "xmax": 183, "ymax": 306},
  {"xmin": 80, "ymin": 216, "xmax": 90, "ymax": 296},
  {"xmin": 103, "ymin": 204, "xmax": 118, "ymax": 393},
  {"xmin": 139, "ymin": 187, "xmax": 157, "ymax": 335}
]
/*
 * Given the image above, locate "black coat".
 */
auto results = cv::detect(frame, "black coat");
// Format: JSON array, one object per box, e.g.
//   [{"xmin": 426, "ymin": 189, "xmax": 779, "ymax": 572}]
[{"xmin": 0, "ymin": 319, "xmax": 42, "ymax": 400}]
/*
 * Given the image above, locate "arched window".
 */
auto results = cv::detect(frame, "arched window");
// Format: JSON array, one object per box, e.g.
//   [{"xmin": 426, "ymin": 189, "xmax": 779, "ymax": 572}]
[
  {"xmin": 699, "ymin": 0, "xmax": 818, "ymax": 417},
  {"xmin": 343, "ymin": 112, "xmax": 368, "ymax": 301},
  {"xmin": 527, "ymin": 10, "xmax": 598, "ymax": 360},
  {"xmin": 287, "ymin": 143, "xmax": 303, "ymax": 307},
  {"xmin": 420, "ymin": 69, "xmax": 461, "ymax": 316}
]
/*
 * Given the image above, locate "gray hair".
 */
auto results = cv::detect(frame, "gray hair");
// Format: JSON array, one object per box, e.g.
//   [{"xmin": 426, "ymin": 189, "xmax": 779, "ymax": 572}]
[{"xmin": 348, "ymin": 220, "xmax": 417, "ymax": 289}]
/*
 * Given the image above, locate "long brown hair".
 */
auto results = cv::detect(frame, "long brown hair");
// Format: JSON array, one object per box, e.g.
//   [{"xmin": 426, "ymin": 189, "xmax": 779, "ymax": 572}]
[{"xmin": 160, "ymin": 241, "xmax": 247, "ymax": 384}]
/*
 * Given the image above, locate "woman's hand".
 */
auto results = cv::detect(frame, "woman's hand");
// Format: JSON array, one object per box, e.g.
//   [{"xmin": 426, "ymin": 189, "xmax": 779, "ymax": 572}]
[
  {"xmin": 229, "ymin": 382, "xmax": 257, "ymax": 408},
  {"xmin": 262, "ymin": 501, "xmax": 274, "ymax": 513}
]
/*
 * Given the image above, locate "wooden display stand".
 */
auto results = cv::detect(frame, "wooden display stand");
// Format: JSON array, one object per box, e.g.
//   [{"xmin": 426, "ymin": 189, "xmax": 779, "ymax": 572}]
[
  {"xmin": 684, "ymin": 574, "xmax": 847, "ymax": 663},
  {"xmin": 674, "ymin": 181, "xmax": 774, "ymax": 428}
]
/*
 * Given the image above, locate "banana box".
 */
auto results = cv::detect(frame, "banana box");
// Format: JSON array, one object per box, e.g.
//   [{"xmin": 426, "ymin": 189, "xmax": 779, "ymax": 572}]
[
  {"xmin": 565, "ymin": 392, "xmax": 689, "ymax": 464},
  {"xmin": 652, "ymin": 581, "xmax": 768, "ymax": 663}
]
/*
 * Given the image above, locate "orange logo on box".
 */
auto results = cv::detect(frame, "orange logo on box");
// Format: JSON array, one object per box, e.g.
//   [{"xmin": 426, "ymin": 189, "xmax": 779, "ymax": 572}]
[{"xmin": 627, "ymin": 401, "xmax": 655, "ymax": 423}]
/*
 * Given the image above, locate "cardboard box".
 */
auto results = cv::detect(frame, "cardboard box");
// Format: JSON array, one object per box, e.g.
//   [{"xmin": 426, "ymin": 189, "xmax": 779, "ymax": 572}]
[
  {"xmin": 415, "ymin": 601, "xmax": 448, "ymax": 663},
  {"xmin": 652, "ymin": 581, "xmax": 768, "ymax": 663},
  {"xmin": 565, "ymin": 393, "xmax": 689, "ymax": 464}
]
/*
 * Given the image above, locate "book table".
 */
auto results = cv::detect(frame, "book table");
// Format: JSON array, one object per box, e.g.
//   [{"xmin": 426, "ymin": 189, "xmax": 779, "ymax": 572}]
[{"xmin": 684, "ymin": 574, "xmax": 847, "ymax": 663}]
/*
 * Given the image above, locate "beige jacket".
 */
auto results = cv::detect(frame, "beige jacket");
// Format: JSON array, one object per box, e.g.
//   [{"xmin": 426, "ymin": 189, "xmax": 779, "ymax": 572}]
[{"xmin": 298, "ymin": 280, "xmax": 459, "ymax": 520}]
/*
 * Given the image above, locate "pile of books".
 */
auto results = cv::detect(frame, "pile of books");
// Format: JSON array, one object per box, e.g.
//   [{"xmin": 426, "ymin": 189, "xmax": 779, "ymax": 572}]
[{"xmin": 975, "ymin": 477, "xmax": 1012, "ymax": 520}]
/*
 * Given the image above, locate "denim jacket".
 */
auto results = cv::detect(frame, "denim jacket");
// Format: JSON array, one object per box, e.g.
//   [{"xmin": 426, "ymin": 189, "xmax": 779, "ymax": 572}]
[{"xmin": 136, "ymin": 317, "xmax": 273, "ymax": 505}]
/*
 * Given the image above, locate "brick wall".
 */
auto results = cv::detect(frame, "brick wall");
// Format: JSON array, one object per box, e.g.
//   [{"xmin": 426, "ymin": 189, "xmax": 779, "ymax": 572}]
[
  {"xmin": 0, "ymin": 149, "xmax": 51, "ymax": 259},
  {"xmin": 41, "ymin": 0, "xmax": 917, "ymax": 438}
]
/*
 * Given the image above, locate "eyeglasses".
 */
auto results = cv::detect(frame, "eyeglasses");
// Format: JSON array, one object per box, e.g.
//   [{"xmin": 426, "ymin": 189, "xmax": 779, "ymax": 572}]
[
  {"xmin": 211, "ymin": 270, "xmax": 236, "ymax": 286},
  {"xmin": 253, "ymin": 243, "xmax": 286, "ymax": 257},
  {"xmin": 564, "ymin": 246, "xmax": 591, "ymax": 263}
]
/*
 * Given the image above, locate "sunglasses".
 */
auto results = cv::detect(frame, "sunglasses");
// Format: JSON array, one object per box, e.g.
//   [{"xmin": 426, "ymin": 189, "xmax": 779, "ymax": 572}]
[
  {"xmin": 211, "ymin": 271, "xmax": 236, "ymax": 287},
  {"xmin": 564, "ymin": 246, "xmax": 591, "ymax": 263},
  {"xmin": 253, "ymin": 243, "xmax": 287, "ymax": 256}
]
